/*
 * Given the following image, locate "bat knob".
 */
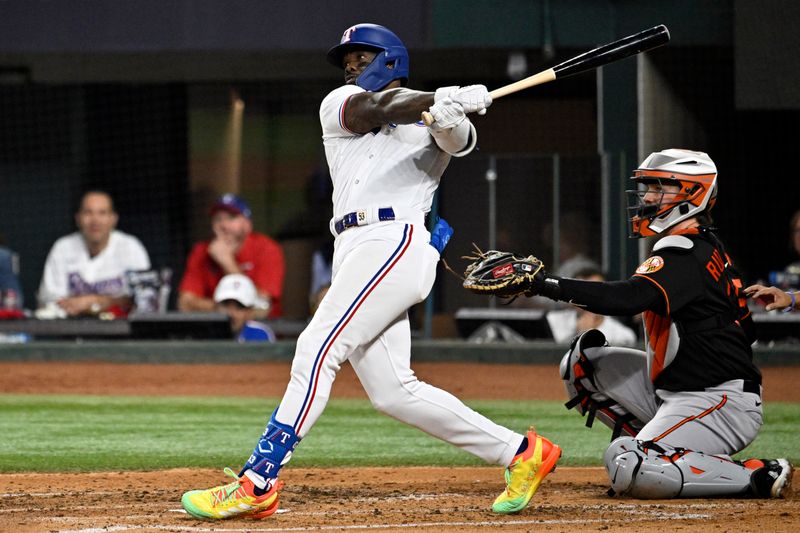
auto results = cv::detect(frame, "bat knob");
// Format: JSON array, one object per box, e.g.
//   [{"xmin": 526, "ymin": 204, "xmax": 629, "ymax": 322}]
[{"xmin": 421, "ymin": 111, "xmax": 434, "ymax": 126}]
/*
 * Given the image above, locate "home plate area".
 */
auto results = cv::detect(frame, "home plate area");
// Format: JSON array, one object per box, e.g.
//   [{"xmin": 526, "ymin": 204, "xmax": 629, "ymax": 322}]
[{"xmin": 1, "ymin": 466, "xmax": 796, "ymax": 533}]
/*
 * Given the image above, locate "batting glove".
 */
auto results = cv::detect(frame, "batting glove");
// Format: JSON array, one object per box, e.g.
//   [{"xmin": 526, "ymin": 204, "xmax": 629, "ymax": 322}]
[
  {"xmin": 450, "ymin": 85, "xmax": 492, "ymax": 115},
  {"xmin": 434, "ymin": 86, "xmax": 459, "ymax": 102},
  {"xmin": 427, "ymin": 98, "xmax": 466, "ymax": 131}
]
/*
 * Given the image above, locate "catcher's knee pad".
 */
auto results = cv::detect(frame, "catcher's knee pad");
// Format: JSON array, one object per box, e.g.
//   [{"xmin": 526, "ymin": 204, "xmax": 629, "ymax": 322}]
[
  {"xmin": 560, "ymin": 330, "xmax": 643, "ymax": 440},
  {"xmin": 604, "ymin": 437, "xmax": 753, "ymax": 499},
  {"xmin": 240, "ymin": 410, "xmax": 300, "ymax": 480}
]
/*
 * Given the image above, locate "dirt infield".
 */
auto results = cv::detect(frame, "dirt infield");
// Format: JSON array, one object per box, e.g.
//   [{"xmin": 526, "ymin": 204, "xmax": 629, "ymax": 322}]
[
  {"xmin": 3, "ymin": 361, "xmax": 800, "ymax": 401},
  {"xmin": 1, "ymin": 361, "xmax": 797, "ymax": 532}
]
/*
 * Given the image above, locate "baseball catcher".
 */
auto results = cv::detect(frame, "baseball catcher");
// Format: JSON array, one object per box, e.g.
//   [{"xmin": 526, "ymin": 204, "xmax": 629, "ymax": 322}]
[{"xmin": 465, "ymin": 149, "xmax": 793, "ymax": 499}]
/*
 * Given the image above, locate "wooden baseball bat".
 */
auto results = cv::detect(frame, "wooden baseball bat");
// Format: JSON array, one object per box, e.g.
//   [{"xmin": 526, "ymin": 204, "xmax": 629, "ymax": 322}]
[{"xmin": 422, "ymin": 24, "xmax": 670, "ymax": 126}]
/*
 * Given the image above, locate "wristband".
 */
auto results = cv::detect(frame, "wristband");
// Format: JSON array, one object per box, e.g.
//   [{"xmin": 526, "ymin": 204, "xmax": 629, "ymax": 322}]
[{"xmin": 781, "ymin": 291, "xmax": 797, "ymax": 313}]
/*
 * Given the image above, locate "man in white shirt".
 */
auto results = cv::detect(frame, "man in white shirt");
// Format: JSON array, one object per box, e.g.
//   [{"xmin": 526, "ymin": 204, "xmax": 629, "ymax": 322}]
[
  {"xmin": 37, "ymin": 190, "xmax": 150, "ymax": 317},
  {"xmin": 546, "ymin": 267, "xmax": 639, "ymax": 347},
  {"xmin": 183, "ymin": 23, "xmax": 560, "ymax": 521}
]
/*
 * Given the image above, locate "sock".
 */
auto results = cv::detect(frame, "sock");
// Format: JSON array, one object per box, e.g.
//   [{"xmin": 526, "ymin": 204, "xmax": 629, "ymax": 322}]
[
  {"xmin": 252, "ymin": 484, "xmax": 270, "ymax": 497},
  {"xmin": 515, "ymin": 437, "xmax": 529, "ymax": 457},
  {"xmin": 244, "ymin": 469, "xmax": 270, "ymax": 494}
]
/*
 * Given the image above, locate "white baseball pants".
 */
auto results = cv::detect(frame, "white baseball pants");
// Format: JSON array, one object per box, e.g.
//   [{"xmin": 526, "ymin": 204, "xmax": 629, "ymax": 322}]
[{"xmin": 275, "ymin": 221, "xmax": 522, "ymax": 466}]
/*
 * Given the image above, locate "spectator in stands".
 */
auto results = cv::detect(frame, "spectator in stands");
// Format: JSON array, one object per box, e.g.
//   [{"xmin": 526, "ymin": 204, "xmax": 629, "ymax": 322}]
[
  {"xmin": 512, "ymin": 213, "xmax": 602, "ymax": 312},
  {"xmin": 37, "ymin": 190, "xmax": 151, "ymax": 317},
  {"xmin": 309, "ymin": 239, "xmax": 333, "ymax": 316},
  {"xmin": 545, "ymin": 266, "xmax": 638, "ymax": 346},
  {"xmin": 743, "ymin": 215, "xmax": 800, "ymax": 321},
  {"xmin": 178, "ymin": 193, "xmax": 285, "ymax": 318},
  {"xmin": 549, "ymin": 211, "xmax": 602, "ymax": 278},
  {"xmin": 758, "ymin": 210, "xmax": 800, "ymax": 293},
  {"xmin": 0, "ymin": 240, "xmax": 23, "ymax": 310},
  {"xmin": 788, "ymin": 209, "xmax": 800, "ymax": 265},
  {"xmin": 214, "ymin": 274, "xmax": 276, "ymax": 342},
  {"xmin": 779, "ymin": 209, "xmax": 800, "ymax": 281}
]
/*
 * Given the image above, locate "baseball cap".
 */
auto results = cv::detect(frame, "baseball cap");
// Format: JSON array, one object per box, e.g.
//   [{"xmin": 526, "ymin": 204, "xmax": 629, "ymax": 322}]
[
  {"xmin": 214, "ymin": 274, "xmax": 257, "ymax": 307},
  {"xmin": 209, "ymin": 193, "xmax": 252, "ymax": 219}
]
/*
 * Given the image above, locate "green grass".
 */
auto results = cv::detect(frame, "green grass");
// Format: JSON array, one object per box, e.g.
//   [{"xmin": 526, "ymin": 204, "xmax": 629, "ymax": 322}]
[{"xmin": 0, "ymin": 394, "xmax": 797, "ymax": 473}]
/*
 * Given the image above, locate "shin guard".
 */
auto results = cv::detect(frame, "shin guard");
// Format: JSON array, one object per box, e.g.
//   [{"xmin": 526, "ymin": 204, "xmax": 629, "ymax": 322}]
[{"xmin": 604, "ymin": 437, "xmax": 752, "ymax": 498}]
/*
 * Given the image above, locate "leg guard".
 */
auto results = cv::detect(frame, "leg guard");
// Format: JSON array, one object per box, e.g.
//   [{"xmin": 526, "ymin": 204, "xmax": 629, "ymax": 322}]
[
  {"xmin": 240, "ymin": 410, "xmax": 300, "ymax": 481},
  {"xmin": 560, "ymin": 330, "xmax": 645, "ymax": 441},
  {"xmin": 604, "ymin": 437, "xmax": 752, "ymax": 498}
]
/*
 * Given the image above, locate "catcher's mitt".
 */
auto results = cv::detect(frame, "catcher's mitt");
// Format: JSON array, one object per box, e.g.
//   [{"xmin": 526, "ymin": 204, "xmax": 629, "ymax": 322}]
[{"xmin": 462, "ymin": 247, "xmax": 545, "ymax": 299}]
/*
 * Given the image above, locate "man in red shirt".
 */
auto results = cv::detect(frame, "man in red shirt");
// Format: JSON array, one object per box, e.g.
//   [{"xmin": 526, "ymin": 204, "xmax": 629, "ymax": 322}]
[{"xmin": 178, "ymin": 194, "xmax": 285, "ymax": 318}]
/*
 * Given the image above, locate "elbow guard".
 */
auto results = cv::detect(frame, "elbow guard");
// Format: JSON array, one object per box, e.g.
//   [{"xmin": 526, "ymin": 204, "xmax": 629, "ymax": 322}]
[{"xmin": 428, "ymin": 119, "xmax": 476, "ymax": 157}]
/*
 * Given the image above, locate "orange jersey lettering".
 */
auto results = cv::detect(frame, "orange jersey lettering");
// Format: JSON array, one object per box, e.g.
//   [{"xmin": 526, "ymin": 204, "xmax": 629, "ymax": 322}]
[{"xmin": 705, "ymin": 249, "xmax": 725, "ymax": 281}]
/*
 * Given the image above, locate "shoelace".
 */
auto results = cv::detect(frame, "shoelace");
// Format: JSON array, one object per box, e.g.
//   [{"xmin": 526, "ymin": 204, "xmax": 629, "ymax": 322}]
[{"xmin": 212, "ymin": 467, "xmax": 247, "ymax": 505}]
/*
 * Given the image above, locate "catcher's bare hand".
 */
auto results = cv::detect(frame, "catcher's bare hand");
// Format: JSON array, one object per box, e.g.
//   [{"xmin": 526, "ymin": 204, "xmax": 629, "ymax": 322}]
[{"xmin": 462, "ymin": 248, "xmax": 545, "ymax": 299}]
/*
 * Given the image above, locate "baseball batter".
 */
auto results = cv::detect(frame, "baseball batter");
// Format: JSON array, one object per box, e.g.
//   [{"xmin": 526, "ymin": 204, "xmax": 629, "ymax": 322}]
[
  {"xmin": 181, "ymin": 23, "xmax": 561, "ymax": 520},
  {"xmin": 502, "ymin": 149, "xmax": 792, "ymax": 498}
]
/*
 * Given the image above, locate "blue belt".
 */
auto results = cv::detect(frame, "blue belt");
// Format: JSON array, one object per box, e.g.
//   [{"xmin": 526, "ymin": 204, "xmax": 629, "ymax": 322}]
[{"xmin": 334, "ymin": 207, "xmax": 396, "ymax": 234}]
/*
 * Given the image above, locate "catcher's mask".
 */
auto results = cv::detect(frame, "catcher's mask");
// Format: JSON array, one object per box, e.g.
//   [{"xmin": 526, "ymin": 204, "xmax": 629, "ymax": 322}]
[
  {"xmin": 627, "ymin": 148, "xmax": 717, "ymax": 238},
  {"xmin": 326, "ymin": 23, "xmax": 409, "ymax": 92}
]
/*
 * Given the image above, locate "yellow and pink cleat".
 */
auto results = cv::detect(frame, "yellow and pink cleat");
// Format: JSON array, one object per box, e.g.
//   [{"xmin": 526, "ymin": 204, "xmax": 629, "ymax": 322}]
[
  {"xmin": 181, "ymin": 467, "xmax": 283, "ymax": 520},
  {"xmin": 492, "ymin": 427, "xmax": 562, "ymax": 514}
]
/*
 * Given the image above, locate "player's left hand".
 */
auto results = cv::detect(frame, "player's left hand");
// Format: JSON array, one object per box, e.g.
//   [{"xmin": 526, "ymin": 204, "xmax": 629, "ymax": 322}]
[
  {"xmin": 449, "ymin": 85, "xmax": 492, "ymax": 115},
  {"xmin": 462, "ymin": 248, "xmax": 546, "ymax": 299}
]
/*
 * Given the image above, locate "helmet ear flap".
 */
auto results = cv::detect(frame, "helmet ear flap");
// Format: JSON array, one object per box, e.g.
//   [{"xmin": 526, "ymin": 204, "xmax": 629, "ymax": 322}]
[{"xmin": 354, "ymin": 48, "xmax": 408, "ymax": 91}]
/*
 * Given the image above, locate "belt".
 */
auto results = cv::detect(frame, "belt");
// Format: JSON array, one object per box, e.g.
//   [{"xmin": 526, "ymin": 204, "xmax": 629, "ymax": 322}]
[
  {"xmin": 657, "ymin": 379, "xmax": 762, "ymax": 404},
  {"xmin": 675, "ymin": 311, "xmax": 738, "ymax": 335},
  {"xmin": 742, "ymin": 379, "xmax": 761, "ymax": 396},
  {"xmin": 333, "ymin": 207, "xmax": 396, "ymax": 235}
]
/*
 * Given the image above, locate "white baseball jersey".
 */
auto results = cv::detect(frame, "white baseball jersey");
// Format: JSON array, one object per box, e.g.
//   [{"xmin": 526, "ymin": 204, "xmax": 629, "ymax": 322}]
[
  {"xmin": 319, "ymin": 84, "xmax": 450, "ymax": 223},
  {"xmin": 38, "ymin": 230, "xmax": 151, "ymax": 305}
]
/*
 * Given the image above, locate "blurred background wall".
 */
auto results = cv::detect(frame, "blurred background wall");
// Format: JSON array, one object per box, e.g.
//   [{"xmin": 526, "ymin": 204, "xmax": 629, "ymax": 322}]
[{"xmin": 1, "ymin": 0, "xmax": 798, "ymax": 326}]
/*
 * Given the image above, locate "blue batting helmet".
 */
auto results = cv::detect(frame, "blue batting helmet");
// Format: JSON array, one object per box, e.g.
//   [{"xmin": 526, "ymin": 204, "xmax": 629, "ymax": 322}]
[{"xmin": 326, "ymin": 23, "xmax": 409, "ymax": 92}]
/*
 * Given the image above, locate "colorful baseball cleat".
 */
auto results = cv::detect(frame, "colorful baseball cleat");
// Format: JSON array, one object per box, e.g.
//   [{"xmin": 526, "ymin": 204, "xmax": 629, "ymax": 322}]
[
  {"xmin": 492, "ymin": 427, "xmax": 561, "ymax": 514},
  {"xmin": 181, "ymin": 467, "xmax": 283, "ymax": 520}
]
